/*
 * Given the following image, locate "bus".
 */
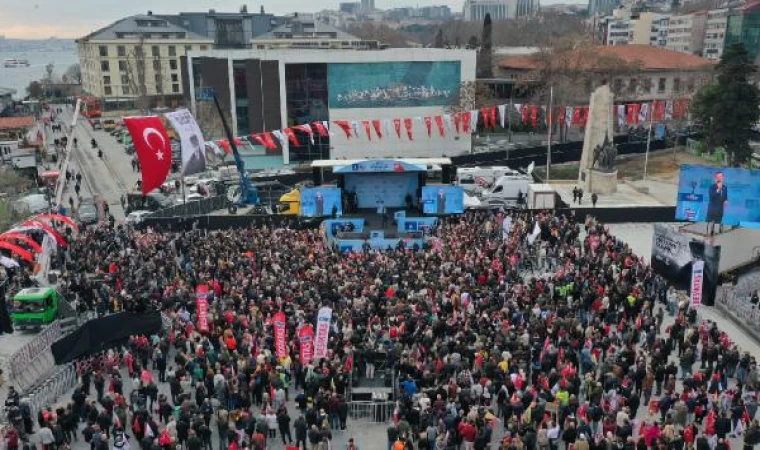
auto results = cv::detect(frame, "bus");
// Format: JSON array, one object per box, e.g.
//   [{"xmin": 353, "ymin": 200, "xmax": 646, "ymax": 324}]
[{"xmin": 80, "ymin": 96, "xmax": 102, "ymax": 118}]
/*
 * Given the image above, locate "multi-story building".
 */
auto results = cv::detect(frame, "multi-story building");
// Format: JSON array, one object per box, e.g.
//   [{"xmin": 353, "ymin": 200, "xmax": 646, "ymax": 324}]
[
  {"xmin": 703, "ymin": 8, "xmax": 729, "ymax": 60},
  {"xmin": 630, "ymin": 13, "xmax": 668, "ymax": 46},
  {"xmin": 496, "ymin": 45, "xmax": 714, "ymax": 103},
  {"xmin": 160, "ymin": 9, "xmax": 278, "ymax": 49},
  {"xmin": 339, "ymin": 2, "xmax": 361, "ymax": 14},
  {"xmin": 725, "ymin": 1, "xmax": 760, "ymax": 62},
  {"xmin": 462, "ymin": 0, "xmax": 538, "ymax": 21},
  {"xmin": 185, "ymin": 48, "xmax": 476, "ymax": 164},
  {"xmin": 588, "ymin": 0, "xmax": 621, "ymax": 17},
  {"xmin": 360, "ymin": 0, "xmax": 375, "ymax": 13},
  {"xmin": 665, "ymin": 12, "xmax": 707, "ymax": 55},
  {"xmin": 77, "ymin": 13, "xmax": 214, "ymax": 109},
  {"xmin": 251, "ymin": 14, "xmax": 379, "ymax": 50},
  {"xmin": 607, "ymin": 19, "xmax": 633, "ymax": 45}
]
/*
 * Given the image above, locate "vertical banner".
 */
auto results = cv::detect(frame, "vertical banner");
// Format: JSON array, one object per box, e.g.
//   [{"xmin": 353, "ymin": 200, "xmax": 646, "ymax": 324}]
[
  {"xmin": 298, "ymin": 324, "xmax": 315, "ymax": 366},
  {"xmin": 195, "ymin": 284, "xmax": 210, "ymax": 333},
  {"xmin": 273, "ymin": 311, "xmax": 288, "ymax": 359},
  {"xmin": 165, "ymin": 109, "xmax": 206, "ymax": 176},
  {"xmin": 314, "ymin": 306, "xmax": 333, "ymax": 360},
  {"xmin": 691, "ymin": 260, "xmax": 705, "ymax": 307}
]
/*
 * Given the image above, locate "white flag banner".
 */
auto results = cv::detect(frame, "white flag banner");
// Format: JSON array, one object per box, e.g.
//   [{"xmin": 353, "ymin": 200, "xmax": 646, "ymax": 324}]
[
  {"xmin": 165, "ymin": 109, "xmax": 206, "ymax": 176},
  {"xmin": 469, "ymin": 110, "xmax": 480, "ymax": 134},
  {"xmin": 351, "ymin": 121, "xmax": 361, "ymax": 139},
  {"xmin": 617, "ymin": 105, "xmax": 626, "ymax": 129},
  {"xmin": 443, "ymin": 114, "xmax": 454, "ymax": 134},
  {"xmin": 528, "ymin": 221, "xmax": 541, "ymax": 245},
  {"xmin": 272, "ymin": 130, "xmax": 288, "ymax": 147},
  {"xmin": 565, "ymin": 106, "xmax": 573, "ymax": 128},
  {"xmin": 498, "ymin": 104, "xmax": 507, "ymax": 128},
  {"xmin": 382, "ymin": 119, "xmax": 393, "ymax": 140},
  {"xmin": 639, "ymin": 103, "xmax": 650, "ymax": 123},
  {"xmin": 514, "ymin": 103, "xmax": 522, "ymax": 114},
  {"xmin": 321, "ymin": 121, "xmax": 333, "ymax": 137},
  {"xmin": 691, "ymin": 260, "xmax": 704, "ymax": 307},
  {"xmin": 314, "ymin": 306, "xmax": 333, "ymax": 360},
  {"xmin": 665, "ymin": 101, "xmax": 674, "ymax": 121},
  {"xmin": 0, "ymin": 256, "xmax": 20, "ymax": 268},
  {"xmin": 502, "ymin": 215, "xmax": 513, "ymax": 241}
]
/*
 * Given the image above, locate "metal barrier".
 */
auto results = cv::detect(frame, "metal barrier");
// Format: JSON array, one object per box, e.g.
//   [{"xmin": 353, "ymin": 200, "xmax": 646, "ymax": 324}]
[
  {"xmin": 7, "ymin": 320, "xmax": 64, "ymax": 391},
  {"xmin": 23, "ymin": 364, "xmax": 77, "ymax": 421},
  {"xmin": 718, "ymin": 286, "xmax": 760, "ymax": 335},
  {"xmin": 347, "ymin": 401, "xmax": 395, "ymax": 423},
  {"xmin": 147, "ymin": 196, "xmax": 228, "ymax": 219}
]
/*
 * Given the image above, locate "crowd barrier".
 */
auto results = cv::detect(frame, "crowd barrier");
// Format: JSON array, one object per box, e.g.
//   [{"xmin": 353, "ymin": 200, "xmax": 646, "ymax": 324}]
[
  {"xmin": 6, "ymin": 321, "xmax": 64, "ymax": 392},
  {"xmin": 347, "ymin": 401, "xmax": 395, "ymax": 423},
  {"xmin": 23, "ymin": 364, "xmax": 77, "ymax": 422},
  {"xmin": 716, "ymin": 285, "xmax": 760, "ymax": 339}
]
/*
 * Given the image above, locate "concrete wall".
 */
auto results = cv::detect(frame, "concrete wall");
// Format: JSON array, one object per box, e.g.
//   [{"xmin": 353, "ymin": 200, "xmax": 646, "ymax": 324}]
[{"xmin": 681, "ymin": 223, "xmax": 760, "ymax": 273}]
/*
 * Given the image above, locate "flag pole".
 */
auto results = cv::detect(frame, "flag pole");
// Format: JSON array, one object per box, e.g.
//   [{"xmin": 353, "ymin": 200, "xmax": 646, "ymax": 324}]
[
  {"xmin": 644, "ymin": 102, "xmax": 653, "ymax": 181},
  {"xmin": 546, "ymin": 85, "xmax": 553, "ymax": 183}
]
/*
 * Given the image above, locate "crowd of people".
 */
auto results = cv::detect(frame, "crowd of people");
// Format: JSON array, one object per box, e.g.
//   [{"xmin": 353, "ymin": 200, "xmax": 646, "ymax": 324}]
[{"xmin": 2, "ymin": 210, "xmax": 760, "ymax": 450}]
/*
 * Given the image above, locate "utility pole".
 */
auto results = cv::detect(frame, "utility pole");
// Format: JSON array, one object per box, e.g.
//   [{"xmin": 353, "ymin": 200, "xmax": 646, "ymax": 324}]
[{"xmin": 546, "ymin": 85, "xmax": 553, "ymax": 183}]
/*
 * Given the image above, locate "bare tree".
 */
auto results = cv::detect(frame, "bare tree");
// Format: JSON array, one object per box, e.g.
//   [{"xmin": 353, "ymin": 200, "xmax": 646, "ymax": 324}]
[
  {"xmin": 64, "ymin": 64, "xmax": 82, "ymax": 84},
  {"xmin": 122, "ymin": 37, "xmax": 149, "ymax": 111},
  {"xmin": 346, "ymin": 23, "xmax": 412, "ymax": 47}
]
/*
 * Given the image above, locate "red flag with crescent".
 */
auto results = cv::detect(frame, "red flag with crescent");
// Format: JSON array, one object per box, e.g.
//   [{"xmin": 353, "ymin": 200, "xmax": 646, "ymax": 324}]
[
  {"xmin": 372, "ymin": 120, "xmax": 383, "ymax": 139},
  {"xmin": 404, "ymin": 118, "xmax": 414, "ymax": 140},
  {"xmin": 393, "ymin": 119, "xmax": 402, "ymax": 138},
  {"xmin": 123, "ymin": 116, "xmax": 172, "ymax": 195}
]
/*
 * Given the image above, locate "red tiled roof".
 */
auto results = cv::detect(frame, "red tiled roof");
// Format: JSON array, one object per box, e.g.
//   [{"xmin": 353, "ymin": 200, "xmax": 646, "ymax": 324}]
[
  {"xmin": 499, "ymin": 45, "xmax": 714, "ymax": 72},
  {"xmin": 0, "ymin": 116, "xmax": 35, "ymax": 130}
]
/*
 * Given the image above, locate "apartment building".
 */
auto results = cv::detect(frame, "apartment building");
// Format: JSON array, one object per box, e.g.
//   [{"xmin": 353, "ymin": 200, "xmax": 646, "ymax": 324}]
[
  {"xmin": 666, "ymin": 12, "xmax": 707, "ymax": 54},
  {"xmin": 77, "ymin": 13, "xmax": 213, "ymax": 108},
  {"xmin": 462, "ymin": 0, "xmax": 538, "ymax": 21},
  {"xmin": 630, "ymin": 13, "xmax": 669, "ymax": 47},
  {"xmin": 607, "ymin": 19, "xmax": 633, "ymax": 45},
  {"xmin": 703, "ymin": 9, "xmax": 729, "ymax": 60}
]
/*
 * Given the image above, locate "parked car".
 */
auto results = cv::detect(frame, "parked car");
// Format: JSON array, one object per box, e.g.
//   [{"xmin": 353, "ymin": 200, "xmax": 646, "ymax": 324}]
[
  {"xmin": 77, "ymin": 199, "xmax": 99, "ymax": 225},
  {"xmin": 89, "ymin": 119, "xmax": 102, "ymax": 130}
]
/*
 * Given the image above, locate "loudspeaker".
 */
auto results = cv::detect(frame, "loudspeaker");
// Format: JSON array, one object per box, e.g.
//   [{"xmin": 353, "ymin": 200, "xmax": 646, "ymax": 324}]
[
  {"xmin": 312, "ymin": 168, "xmax": 323, "ymax": 186},
  {"xmin": 442, "ymin": 165, "xmax": 456, "ymax": 184}
]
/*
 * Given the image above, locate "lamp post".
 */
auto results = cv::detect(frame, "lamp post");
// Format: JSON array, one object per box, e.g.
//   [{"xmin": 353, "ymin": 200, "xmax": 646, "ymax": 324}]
[{"xmin": 546, "ymin": 85, "xmax": 554, "ymax": 183}]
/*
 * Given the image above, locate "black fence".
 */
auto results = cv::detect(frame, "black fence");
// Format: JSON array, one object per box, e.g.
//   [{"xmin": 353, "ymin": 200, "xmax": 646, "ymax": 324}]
[
  {"xmin": 139, "ymin": 214, "xmax": 321, "ymax": 232},
  {"xmin": 554, "ymin": 206, "xmax": 677, "ymax": 224},
  {"xmin": 147, "ymin": 196, "xmax": 228, "ymax": 218}
]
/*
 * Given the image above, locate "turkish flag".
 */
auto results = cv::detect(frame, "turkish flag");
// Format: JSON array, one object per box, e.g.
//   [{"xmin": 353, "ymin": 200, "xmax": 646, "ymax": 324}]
[
  {"xmin": 530, "ymin": 106, "xmax": 538, "ymax": 128},
  {"xmin": 403, "ymin": 118, "xmax": 414, "ymax": 140},
  {"xmin": 434, "ymin": 116, "xmax": 445, "ymax": 137},
  {"xmin": 124, "ymin": 116, "xmax": 172, "ymax": 195},
  {"xmin": 424, "ymin": 117, "xmax": 432, "ymax": 137},
  {"xmin": 393, "ymin": 118, "xmax": 402, "ymax": 138},
  {"xmin": 372, "ymin": 119, "xmax": 383, "ymax": 139}
]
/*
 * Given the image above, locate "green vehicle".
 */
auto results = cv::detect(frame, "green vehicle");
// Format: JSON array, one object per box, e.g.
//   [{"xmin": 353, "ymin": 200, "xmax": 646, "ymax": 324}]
[{"xmin": 11, "ymin": 287, "xmax": 60, "ymax": 330}]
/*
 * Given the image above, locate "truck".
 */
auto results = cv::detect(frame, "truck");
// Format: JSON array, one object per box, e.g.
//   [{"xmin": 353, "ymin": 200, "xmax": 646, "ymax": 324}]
[
  {"xmin": 479, "ymin": 175, "xmax": 532, "ymax": 208},
  {"xmin": 11, "ymin": 287, "xmax": 60, "ymax": 330},
  {"xmin": 121, "ymin": 191, "xmax": 173, "ymax": 214},
  {"xmin": 457, "ymin": 166, "xmax": 527, "ymax": 194}
]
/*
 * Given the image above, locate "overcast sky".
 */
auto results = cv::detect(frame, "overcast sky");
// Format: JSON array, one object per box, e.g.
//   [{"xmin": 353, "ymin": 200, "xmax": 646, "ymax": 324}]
[{"xmin": 2, "ymin": 0, "xmax": 582, "ymax": 39}]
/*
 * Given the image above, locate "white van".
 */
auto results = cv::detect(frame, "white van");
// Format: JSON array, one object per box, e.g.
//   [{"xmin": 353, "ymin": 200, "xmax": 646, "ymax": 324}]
[
  {"xmin": 480, "ymin": 175, "xmax": 531, "ymax": 207},
  {"xmin": 457, "ymin": 166, "xmax": 526, "ymax": 194},
  {"xmin": 15, "ymin": 194, "xmax": 50, "ymax": 215}
]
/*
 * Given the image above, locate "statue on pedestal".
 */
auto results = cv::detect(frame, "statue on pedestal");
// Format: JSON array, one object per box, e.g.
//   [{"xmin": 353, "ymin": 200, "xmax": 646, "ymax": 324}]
[{"xmin": 592, "ymin": 136, "xmax": 617, "ymax": 172}]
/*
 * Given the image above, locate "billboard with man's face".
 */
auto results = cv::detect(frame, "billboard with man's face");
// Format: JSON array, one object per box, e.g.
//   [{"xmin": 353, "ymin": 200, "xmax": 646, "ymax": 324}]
[{"xmin": 675, "ymin": 165, "xmax": 760, "ymax": 228}]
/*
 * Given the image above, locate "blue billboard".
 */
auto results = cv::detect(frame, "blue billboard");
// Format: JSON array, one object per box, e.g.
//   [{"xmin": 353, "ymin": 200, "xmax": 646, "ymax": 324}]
[
  {"xmin": 675, "ymin": 165, "xmax": 760, "ymax": 227},
  {"xmin": 328, "ymin": 62, "xmax": 461, "ymax": 109},
  {"xmin": 300, "ymin": 187, "xmax": 343, "ymax": 218},
  {"xmin": 422, "ymin": 186, "xmax": 464, "ymax": 215}
]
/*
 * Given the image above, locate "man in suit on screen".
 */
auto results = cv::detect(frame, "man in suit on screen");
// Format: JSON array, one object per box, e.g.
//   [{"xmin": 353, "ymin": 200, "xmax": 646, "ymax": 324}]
[{"xmin": 707, "ymin": 171, "xmax": 727, "ymax": 235}]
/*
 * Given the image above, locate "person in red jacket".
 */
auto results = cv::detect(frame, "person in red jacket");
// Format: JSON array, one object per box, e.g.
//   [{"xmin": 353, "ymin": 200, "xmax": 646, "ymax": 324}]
[{"xmin": 458, "ymin": 419, "xmax": 477, "ymax": 450}]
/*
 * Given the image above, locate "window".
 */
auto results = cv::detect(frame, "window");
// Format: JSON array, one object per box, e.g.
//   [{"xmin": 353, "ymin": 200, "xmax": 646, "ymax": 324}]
[
  {"xmin": 153, "ymin": 60, "xmax": 161, "ymax": 71},
  {"xmin": 687, "ymin": 77, "xmax": 695, "ymax": 92},
  {"xmin": 103, "ymin": 76, "xmax": 111, "ymax": 85},
  {"xmin": 99, "ymin": 45, "xmax": 108, "ymax": 57},
  {"xmin": 122, "ymin": 86, "xmax": 131, "ymax": 95},
  {"xmin": 200, "ymin": 45, "xmax": 208, "ymax": 51},
  {"xmin": 673, "ymin": 77, "xmax": 681, "ymax": 93},
  {"xmin": 628, "ymin": 77, "xmax": 638, "ymax": 93},
  {"xmin": 613, "ymin": 78, "xmax": 623, "ymax": 93},
  {"xmin": 172, "ymin": 84, "xmax": 180, "ymax": 93},
  {"xmin": 169, "ymin": 60, "xmax": 177, "ymax": 70},
  {"xmin": 100, "ymin": 61, "xmax": 110, "ymax": 72},
  {"xmin": 117, "ymin": 45, "xmax": 126, "ymax": 57},
  {"xmin": 658, "ymin": 77, "xmax": 666, "ymax": 93},
  {"xmin": 121, "ymin": 74, "xmax": 129, "ymax": 85},
  {"xmin": 151, "ymin": 45, "xmax": 160, "ymax": 57},
  {"xmin": 168, "ymin": 45, "xmax": 176, "ymax": 56},
  {"xmin": 185, "ymin": 45, "xmax": 192, "ymax": 51},
  {"xmin": 156, "ymin": 83, "xmax": 163, "ymax": 94},
  {"xmin": 171, "ymin": 74, "xmax": 178, "ymax": 82},
  {"xmin": 155, "ymin": 74, "xmax": 162, "ymax": 84},
  {"xmin": 104, "ymin": 86, "xmax": 112, "ymax": 96}
]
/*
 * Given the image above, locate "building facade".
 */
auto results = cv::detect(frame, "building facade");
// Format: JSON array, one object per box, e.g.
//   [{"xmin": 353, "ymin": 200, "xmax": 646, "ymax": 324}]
[
  {"xmin": 606, "ymin": 19, "xmax": 633, "ymax": 45},
  {"xmin": 251, "ymin": 14, "xmax": 379, "ymax": 50},
  {"xmin": 724, "ymin": 2, "xmax": 760, "ymax": 62},
  {"xmin": 630, "ymin": 13, "xmax": 668, "ymax": 47},
  {"xmin": 161, "ymin": 10, "xmax": 278, "ymax": 49},
  {"xmin": 703, "ymin": 8, "xmax": 729, "ymax": 60},
  {"xmin": 665, "ymin": 12, "xmax": 707, "ymax": 55},
  {"xmin": 463, "ymin": 0, "xmax": 538, "ymax": 21},
  {"xmin": 185, "ymin": 48, "xmax": 476, "ymax": 165},
  {"xmin": 77, "ymin": 14, "xmax": 213, "ymax": 108},
  {"xmin": 588, "ymin": 0, "xmax": 621, "ymax": 17}
]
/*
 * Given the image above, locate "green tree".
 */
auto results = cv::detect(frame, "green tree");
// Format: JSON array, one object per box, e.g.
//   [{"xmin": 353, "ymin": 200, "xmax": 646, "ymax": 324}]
[
  {"xmin": 692, "ymin": 43, "xmax": 760, "ymax": 166},
  {"xmin": 26, "ymin": 80, "xmax": 43, "ymax": 99}
]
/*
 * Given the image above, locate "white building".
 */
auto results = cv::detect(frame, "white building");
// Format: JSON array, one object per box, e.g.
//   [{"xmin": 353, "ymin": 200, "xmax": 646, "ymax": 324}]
[
  {"xmin": 665, "ymin": 12, "xmax": 707, "ymax": 55},
  {"xmin": 251, "ymin": 14, "xmax": 379, "ymax": 50},
  {"xmin": 703, "ymin": 8, "xmax": 729, "ymax": 60},
  {"xmin": 629, "ymin": 13, "xmax": 669, "ymax": 47},
  {"xmin": 606, "ymin": 18, "xmax": 633, "ymax": 45},
  {"xmin": 186, "ymin": 48, "xmax": 476, "ymax": 165},
  {"xmin": 77, "ymin": 13, "xmax": 213, "ymax": 108},
  {"xmin": 462, "ymin": 0, "xmax": 538, "ymax": 21}
]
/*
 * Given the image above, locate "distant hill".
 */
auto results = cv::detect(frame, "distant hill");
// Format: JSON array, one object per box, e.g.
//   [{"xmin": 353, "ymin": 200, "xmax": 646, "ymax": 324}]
[{"xmin": 0, "ymin": 38, "xmax": 76, "ymax": 53}]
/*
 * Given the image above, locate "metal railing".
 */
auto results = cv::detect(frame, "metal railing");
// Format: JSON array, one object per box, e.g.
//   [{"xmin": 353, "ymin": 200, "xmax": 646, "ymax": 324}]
[
  {"xmin": 347, "ymin": 401, "xmax": 395, "ymax": 423},
  {"xmin": 23, "ymin": 364, "xmax": 77, "ymax": 421},
  {"xmin": 717, "ymin": 285, "xmax": 760, "ymax": 335},
  {"xmin": 147, "ymin": 196, "xmax": 227, "ymax": 219},
  {"xmin": 6, "ymin": 320, "xmax": 64, "ymax": 390}
]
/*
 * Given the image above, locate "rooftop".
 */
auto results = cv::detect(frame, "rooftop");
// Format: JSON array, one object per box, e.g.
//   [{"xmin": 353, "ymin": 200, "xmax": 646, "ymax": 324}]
[
  {"xmin": 0, "ymin": 116, "xmax": 35, "ymax": 130},
  {"xmin": 253, "ymin": 15, "xmax": 360, "ymax": 41},
  {"xmin": 78, "ymin": 14, "xmax": 211, "ymax": 41},
  {"xmin": 498, "ymin": 45, "xmax": 714, "ymax": 72}
]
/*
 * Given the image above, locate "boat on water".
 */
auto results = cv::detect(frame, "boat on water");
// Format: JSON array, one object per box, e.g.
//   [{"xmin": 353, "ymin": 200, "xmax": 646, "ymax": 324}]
[{"xmin": 4, "ymin": 58, "xmax": 31, "ymax": 68}]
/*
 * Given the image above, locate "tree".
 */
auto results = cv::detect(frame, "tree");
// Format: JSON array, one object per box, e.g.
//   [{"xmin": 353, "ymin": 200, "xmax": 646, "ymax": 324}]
[
  {"xmin": 467, "ymin": 35, "xmax": 479, "ymax": 49},
  {"xmin": 26, "ymin": 81, "xmax": 43, "ymax": 99},
  {"xmin": 64, "ymin": 64, "xmax": 82, "ymax": 84},
  {"xmin": 434, "ymin": 28, "xmax": 444, "ymax": 48},
  {"xmin": 346, "ymin": 23, "xmax": 411, "ymax": 48},
  {"xmin": 477, "ymin": 14, "xmax": 493, "ymax": 79},
  {"xmin": 692, "ymin": 43, "xmax": 760, "ymax": 166}
]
